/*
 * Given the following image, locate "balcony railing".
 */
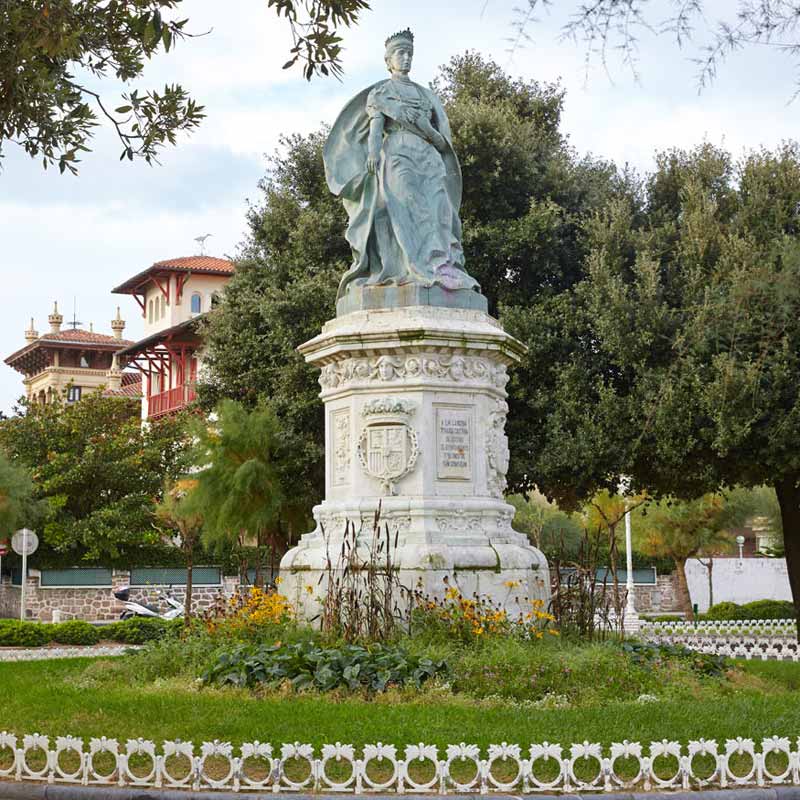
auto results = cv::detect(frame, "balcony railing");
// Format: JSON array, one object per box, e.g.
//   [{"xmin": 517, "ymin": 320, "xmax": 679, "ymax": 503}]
[{"xmin": 147, "ymin": 384, "xmax": 197, "ymax": 418}]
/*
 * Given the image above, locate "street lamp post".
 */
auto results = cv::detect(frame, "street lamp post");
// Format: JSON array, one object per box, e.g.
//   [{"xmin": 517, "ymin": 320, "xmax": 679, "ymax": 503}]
[
  {"xmin": 623, "ymin": 499, "xmax": 640, "ymax": 633},
  {"xmin": 736, "ymin": 534, "xmax": 745, "ymax": 571}
]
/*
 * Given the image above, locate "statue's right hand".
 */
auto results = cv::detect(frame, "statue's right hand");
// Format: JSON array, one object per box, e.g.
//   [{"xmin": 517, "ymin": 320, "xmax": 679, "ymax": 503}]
[{"xmin": 366, "ymin": 154, "xmax": 378, "ymax": 174}]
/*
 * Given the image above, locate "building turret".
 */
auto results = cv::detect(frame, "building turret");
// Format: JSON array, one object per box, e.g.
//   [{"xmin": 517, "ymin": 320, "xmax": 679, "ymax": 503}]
[
  {"xmin": 48, "ymin": 302, "xmax": 63, "ymax": 334},
  {"xmin": 25, "ymin": 318, "xmax": 38, "ymax": 342},
  {"xmin": 106, "ymin": 353, "xmax": 123, "ymax": 390},
  {"xmin": 111, "ymin": 307, "xmax": 126, "ymax": 340}
]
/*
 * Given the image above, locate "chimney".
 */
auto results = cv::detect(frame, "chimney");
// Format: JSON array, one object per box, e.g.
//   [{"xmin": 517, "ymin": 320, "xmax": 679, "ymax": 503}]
[
  {"xmin": 111, "ymin": 307, "xmax": 126, "ymax": 340},
  {"xmin": 25, "ymin": 318, "xmax": 38, "ymax": 342},
  {"xmin": 48, "ymin": 302, "xmax": 63, "ymax": 334}
]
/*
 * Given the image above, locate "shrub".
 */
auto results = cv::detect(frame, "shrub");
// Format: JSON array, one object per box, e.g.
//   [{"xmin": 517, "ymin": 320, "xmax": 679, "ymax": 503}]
[
  {"xmin": 202, "ymin": 641, "xmax": 448, "ymax": 692},
  {"xmin": 102, "ymin": 617, "xmax": 181, "ymax": 644},
  {"xmin": 702, "ymin": 602, "xmax": 741, "ymax": 620},
  {"xmin": 739, "ymin": 600, "xmax": 795, "ymax": 620},
  {"xmin": 0, "ymin": 620, "xmax": 50, "ymax": 647},
  {"xmin": 50, "ymin": 620, "xmax": 100, "ymax": 645},
  {"xmin": 702, "ymin": 600, "xmax": 795, "ymax": 621}
]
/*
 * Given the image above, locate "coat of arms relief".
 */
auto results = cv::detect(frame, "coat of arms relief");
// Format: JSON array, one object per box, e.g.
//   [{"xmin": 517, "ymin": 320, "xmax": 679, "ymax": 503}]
[{"xmin": 356, "ymin": 397, "xmax": 419, "ymax": 495}]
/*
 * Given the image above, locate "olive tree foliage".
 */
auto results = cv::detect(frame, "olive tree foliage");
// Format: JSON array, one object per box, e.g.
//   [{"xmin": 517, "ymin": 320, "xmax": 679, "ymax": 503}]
[
  {"xmin": 0, "ymin": 0, "xmax": 370, "ymax": 173},
  {"xmin": 0, "ymin": 1, "xmax": 206, "ymax": 173},
  {"xmin": 199, "ymin": 53, "xmax": 626, "ymax": 511},
  {"xmin": 509, "ymin": 1, "xmax": 800, "ymax": 96}
]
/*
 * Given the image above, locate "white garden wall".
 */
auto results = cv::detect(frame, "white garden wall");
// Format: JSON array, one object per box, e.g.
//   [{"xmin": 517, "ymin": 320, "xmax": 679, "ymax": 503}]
[{"xmin": 684, "ymin": 557, "xmax": 791, "ymax": 612}]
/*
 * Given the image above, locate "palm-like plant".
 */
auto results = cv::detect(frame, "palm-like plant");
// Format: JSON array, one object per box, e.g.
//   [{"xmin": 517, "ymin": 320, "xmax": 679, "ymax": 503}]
[
  {"xmin": 0, "ymin": 449, "xmax": 39, "ymax": 537},
  {"xmin": 189, "ymin": 400, "xmax": 293, "ymax": 587}
]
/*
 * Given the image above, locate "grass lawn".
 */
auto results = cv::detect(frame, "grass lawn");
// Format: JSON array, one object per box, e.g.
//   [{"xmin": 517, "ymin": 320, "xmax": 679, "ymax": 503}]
[{"xmin": 1, "ymin": 657, "xmax": 799, "ymax": 749}]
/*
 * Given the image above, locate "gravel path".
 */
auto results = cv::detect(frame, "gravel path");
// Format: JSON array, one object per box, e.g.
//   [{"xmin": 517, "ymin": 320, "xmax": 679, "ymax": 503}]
[{"xmin": 0, "ymin": 645, "xmax": 137, "ymax": 662}]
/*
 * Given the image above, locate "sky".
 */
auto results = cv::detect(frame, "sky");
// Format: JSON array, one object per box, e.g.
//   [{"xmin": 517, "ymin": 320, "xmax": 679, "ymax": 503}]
[{"xmin": 1, "ymin": 0, "xmax": 798, "ymax": 413}]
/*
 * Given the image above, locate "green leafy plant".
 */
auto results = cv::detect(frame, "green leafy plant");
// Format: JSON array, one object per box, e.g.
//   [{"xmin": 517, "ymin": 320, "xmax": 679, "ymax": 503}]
[
  {"xmin": 621, "ymin": 640, "xmax": 728, "ymax": 678},
  {"xmin": 202, "ymin": 641, "xmax": 448, "ymax": 693}
]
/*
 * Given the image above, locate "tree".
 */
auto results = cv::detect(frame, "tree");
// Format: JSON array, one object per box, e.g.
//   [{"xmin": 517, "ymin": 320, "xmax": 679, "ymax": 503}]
[
  {"xmin": 189, "ymin": 399, "xmax": 303, "ymax": 586},
  {"xmin": 154, "ymin": 477, "xmax": 203, "ymax": 621},
  {"xmin": 517, "ymin": 142, "xmax": 800, "ymax": 630},
  {"xmin": 0, "ymin": 1, "xmax": 374, "ymax": 173},
  {"xmin": 1, "ymin": 1, "xmax": 205, "ymax": 173},
  {"xmin": 200, "ymin": 53, "xmax": 624, "ymax": 510},
  {"xmin": 269, "ymin": 0, "xmax": 370, "ymax": 79},
  {"xmin": 507, "ymin": 492, "xmax": 582, "ymax": 558},
  {"xmin": 0, "ymin": 450, "xmax": 39, "ymax": 534},
  {"xmin": 510, "ymin": 1, "xmax": 800, "ymax": 97},
  {"xmin": 0, "ymin": 395, "xmax": 189, "ymax": 565},
  {"xmin": 636, "ymin": 495, "xmax": 735, "ymax": 619}
]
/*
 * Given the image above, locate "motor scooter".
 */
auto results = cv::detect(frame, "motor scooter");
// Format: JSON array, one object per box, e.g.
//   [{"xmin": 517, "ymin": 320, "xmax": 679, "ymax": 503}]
[{"xmin": 113, "ymin": 585, "xmax": 184, "ymax": 620}]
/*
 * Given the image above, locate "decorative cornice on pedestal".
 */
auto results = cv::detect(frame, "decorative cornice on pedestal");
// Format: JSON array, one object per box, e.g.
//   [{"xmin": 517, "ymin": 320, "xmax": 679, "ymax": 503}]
[{"xmin": 299, "ymin": 307, "xmax": 527, "ymax": 367}]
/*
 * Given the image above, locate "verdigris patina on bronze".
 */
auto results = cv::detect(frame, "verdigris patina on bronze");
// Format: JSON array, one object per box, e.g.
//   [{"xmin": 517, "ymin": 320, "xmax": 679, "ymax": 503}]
[{"xmin": 324, "ymin": 29, "xmax": 486, "ymax": 314}]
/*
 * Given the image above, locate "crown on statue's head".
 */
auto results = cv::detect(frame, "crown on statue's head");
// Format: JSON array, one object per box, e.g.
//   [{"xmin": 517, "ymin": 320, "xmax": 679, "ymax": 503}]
[{"xmin": 384, "ymin": 28, "xmax": 414, "ymax": 50}]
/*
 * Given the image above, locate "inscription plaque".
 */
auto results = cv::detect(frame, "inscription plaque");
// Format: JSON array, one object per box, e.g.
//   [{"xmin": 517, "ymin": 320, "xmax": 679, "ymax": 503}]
[{"xmin": 437, "ymin": 407, "xmax": 471, "ymax": 480}]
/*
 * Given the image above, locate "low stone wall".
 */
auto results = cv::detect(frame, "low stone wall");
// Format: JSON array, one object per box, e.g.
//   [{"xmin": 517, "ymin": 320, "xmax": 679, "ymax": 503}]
[
  {"xmin": 0, "ymin": 570, "xmax": 239, "ymax": 622},
  {"xmin": 631, "ymin": 574, "xmax": 681, "ymax": 614}
]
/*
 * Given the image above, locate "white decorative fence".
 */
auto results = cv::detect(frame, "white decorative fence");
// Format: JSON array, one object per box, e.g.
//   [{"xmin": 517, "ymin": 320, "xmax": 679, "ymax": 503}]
[
  {"xmin": 640, "ymin": 619, "xmax": 797, "ymax": 637},
  {"xmin": 641, "ymin": 619, "xmax": 796, "ymax": 637},
  {"xmin": 640, "ymin": 618, "xmax": 799, "ymax": 661},
  {"xmin": 2, "ymin": 733, "xmax": 800, "ymax": 793},
  {"xmin": 642, "ymin": 635, "xmax": 800, "ymax": 661}
]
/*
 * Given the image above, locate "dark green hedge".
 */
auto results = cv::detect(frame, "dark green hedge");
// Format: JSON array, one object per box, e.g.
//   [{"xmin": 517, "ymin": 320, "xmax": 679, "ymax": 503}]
[
  {"xmin": 0, "ymin": 617, "xmax": 182, "ymax": 647},
  {"xmin": 702, "ymin": 600, "xmax": 795, "ymax": 620}
]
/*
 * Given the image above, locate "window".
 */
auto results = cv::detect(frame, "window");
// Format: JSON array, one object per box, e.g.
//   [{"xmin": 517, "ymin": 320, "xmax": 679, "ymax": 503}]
[
  {"xmin": 66, "ymin": 386, "xmax": 82, "ymax": 403},
  {"xmin": 160, "ymin": 294, "xmax": 166, "ymax": 319},
  {"xmin": 190, "ymin": 293, "xmax": 202, "ymax": 314},
  {"xmin": 148, "ymin": 299, "xmax": 154, "ymax": 323},
  {"xmin": 79, "ymin": 355, "xmax": 89, "ymax": 368}
]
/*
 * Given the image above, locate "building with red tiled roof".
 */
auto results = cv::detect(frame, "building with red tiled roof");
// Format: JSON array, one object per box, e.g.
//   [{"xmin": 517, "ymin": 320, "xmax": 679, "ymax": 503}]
[
  {"xmin": 113, "ymin": 254, "xmax": 235, "ymax": 420},
  {"xmin": 4, "ymin": 304, "xmax": 137, "ymax": 405}
]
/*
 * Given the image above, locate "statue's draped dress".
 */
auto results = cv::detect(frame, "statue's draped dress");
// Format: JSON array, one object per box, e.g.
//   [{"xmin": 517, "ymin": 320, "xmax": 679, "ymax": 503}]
[{"xmin": 324, "ymin": 78, "xmax": 479, "ymax": 299}]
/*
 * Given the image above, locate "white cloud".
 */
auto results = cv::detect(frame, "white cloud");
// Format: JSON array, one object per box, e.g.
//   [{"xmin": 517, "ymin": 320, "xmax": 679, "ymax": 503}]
[{"xmin": 2, "ymin": 0, "xmax": 800, "ymax": 412}]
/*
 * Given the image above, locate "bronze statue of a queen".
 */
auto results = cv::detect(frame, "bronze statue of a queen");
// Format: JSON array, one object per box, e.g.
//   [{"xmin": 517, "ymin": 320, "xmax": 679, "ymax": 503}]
[{"xmin": 324, "ymin": 29, "xmax": 481, "ymax": 308}]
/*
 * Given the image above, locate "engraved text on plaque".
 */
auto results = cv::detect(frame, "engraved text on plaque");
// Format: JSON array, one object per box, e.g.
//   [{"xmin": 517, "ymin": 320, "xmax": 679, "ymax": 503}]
[{"xmin": 437, "ymin": 407, "xmax": 471, "ymax": 480}]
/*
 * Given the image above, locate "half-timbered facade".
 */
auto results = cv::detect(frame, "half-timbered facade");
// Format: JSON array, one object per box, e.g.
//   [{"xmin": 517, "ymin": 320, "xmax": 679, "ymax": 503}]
[{"xmin": 112, "ymin": 256, "xmax": 234, "ymax": 420}]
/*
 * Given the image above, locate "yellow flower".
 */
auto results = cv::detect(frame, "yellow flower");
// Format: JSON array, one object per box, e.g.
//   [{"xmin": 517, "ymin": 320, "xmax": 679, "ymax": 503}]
[
  {"xmin": 503, "ymin": 579, "xmax": 520, "ymax": 589},
  {"xmin": 305, "ymin": 585, "xmax": 313, "ymax": 595},
  {"xmin": 275, "ymin": 576, "xmax": 284, "ymax": 585}
]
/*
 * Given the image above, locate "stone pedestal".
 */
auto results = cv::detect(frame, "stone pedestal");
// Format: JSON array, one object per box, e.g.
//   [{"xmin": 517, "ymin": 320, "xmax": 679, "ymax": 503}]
[{"xmin": 280, "ymin": 305, "xmax": 550, "ymax": 619}]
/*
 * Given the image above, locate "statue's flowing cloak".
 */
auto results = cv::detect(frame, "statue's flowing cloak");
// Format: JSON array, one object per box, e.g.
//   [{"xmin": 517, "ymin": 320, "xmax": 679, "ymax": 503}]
[{"xmin": 323, "ymin": 79, "xmax": 468, "ymax": 298}]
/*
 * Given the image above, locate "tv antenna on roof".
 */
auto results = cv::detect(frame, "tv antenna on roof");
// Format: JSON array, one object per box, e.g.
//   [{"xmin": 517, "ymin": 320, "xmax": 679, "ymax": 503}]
[
  {"xmin": 68, "ymin": 297, "xmax": 82, "ymax": 330},
  {"xmin": 194, "ymin": 233, "xmax": 212, "ymax": 255}
]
